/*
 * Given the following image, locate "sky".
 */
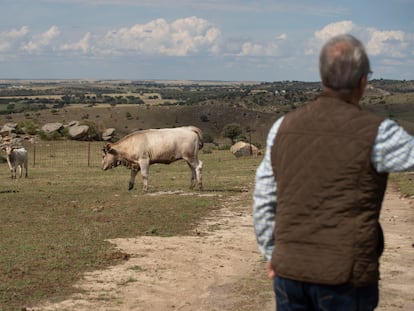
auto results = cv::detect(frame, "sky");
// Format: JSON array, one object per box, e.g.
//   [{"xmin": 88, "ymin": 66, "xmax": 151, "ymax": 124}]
[{"xmin": 0, "ymin": 0, "xmax": 413, "ymax": 82}]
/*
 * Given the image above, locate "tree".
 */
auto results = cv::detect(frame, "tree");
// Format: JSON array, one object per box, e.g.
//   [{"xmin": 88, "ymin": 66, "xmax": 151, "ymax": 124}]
[
  {"xmin": 222, "ymin": 123, "xmax": 243, "ymax": 143},
  {"xmin": 199, "ymin": 114, "xmax": 209, "ymax": 122},
  {"xmin": 7, "ymin": 103, "xmax": 15, "ymax": 111}
]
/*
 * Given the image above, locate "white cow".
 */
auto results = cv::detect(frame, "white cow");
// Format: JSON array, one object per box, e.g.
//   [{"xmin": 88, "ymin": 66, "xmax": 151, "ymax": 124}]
[
  {"xmin": 2, "ymin": 145, "xmax": 28, "ymax": 179},
  {"xmin": 102, "ymin": 126, "xmax": 203, "ymax": 192}
]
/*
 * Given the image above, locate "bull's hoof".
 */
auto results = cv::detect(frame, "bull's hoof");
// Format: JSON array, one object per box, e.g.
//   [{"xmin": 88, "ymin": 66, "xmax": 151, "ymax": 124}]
[{"xmin": 128, "ymin": 183, "xmax": 134, "ymax": 190}]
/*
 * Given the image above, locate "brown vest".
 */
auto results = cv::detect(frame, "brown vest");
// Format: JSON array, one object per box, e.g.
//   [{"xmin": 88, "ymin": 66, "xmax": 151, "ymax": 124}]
[{"xmin": 270, "ymin": 93, "xmax": 388, "ymax": 286}]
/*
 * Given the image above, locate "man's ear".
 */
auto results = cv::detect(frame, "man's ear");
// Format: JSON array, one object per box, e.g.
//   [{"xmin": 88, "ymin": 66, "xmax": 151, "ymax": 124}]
[
  {"xmin": 360, "ymin": 74, "xmax": 369, "ymax": 91},
  {"xmin": 355, "ymin": 74, "xmax": 368, "ymax": 100}
]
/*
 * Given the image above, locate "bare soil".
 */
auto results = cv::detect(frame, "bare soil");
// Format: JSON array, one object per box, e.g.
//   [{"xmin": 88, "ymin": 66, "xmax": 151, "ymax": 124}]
[{"xmin": 30, "ymin": 184, "xmax": 413, "ymax": 311}]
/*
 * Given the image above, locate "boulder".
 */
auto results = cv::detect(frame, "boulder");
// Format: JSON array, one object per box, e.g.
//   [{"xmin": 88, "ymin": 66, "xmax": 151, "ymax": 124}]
[
  {"xmin": 230, "ymin": 141, "xmax": 259, "ymax": 157},
  {"xmin": 68, "ymin": 125, "xmax": 89, "ymax": 140},
  {"xmin": 41, "ymin": 122, "xmax": 63, "ymax": 133},
  {"xmin": 68, "ymin": 120, "xmax": 80, "ymax": 127},
  {"xmin": 0, "ymin": 125, "xmax": 15, "ymax": 136},
  {"xmin": 1, "ymin": 122, "xmax": 19, "ymax": 135},
  {"xmin": 102, "ymin": 128, "xmax": 116, "ymax": 141},
  {"xmin": 4, "ymin": 122, "xmax": 18, "ymax": 129}
]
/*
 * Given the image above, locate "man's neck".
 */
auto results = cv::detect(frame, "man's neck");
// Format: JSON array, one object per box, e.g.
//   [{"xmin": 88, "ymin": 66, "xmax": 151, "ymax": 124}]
[{"xmin": 322, "ymin": 86, "xmax": 362, "ymax": 106}]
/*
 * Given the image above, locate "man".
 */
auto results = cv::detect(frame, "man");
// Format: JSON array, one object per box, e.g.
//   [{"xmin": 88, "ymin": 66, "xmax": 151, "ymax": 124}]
[{"xmin": 253, "ymin": 34, "xmax": 414, "ymax": 310}]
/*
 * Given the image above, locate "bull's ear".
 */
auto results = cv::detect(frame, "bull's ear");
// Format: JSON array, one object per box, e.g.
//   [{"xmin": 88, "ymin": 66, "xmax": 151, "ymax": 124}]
[
  {"xmin": 106, "ymin": 143, "xmax": 118, "ymax": 155},
  {"xmin": 102, "ymin": 143, "xmax": 111, "ymax": 154},
  {"xmin": 109, "ymin": 149, "xmax": 118, "ymax": 155}
]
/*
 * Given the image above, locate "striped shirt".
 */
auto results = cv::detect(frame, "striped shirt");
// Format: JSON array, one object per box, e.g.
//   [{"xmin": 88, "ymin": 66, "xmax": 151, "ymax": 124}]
[{"xmin": 253, "ymin": 117, "xmax": 414, "ymax": 261}]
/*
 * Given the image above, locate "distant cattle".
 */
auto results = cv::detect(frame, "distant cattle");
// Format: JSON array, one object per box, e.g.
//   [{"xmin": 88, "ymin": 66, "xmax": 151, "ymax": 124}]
[
  {"xmin": 102, "ymin": 126, "xmax": 204, "ymax": 192},
  {"xmin": 1, "ymin": 145, "xmax": 28, "ymax": 179}
]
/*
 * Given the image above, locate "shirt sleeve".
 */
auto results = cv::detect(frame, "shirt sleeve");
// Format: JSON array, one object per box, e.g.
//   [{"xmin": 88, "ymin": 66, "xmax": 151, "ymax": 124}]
[
  {"xmin": 372, "ymin": 119, "xmax": 414, "ymax": 172},
  {"xmin": 252, "ymin": 117, "xmax": 284, "ymax": 261}
]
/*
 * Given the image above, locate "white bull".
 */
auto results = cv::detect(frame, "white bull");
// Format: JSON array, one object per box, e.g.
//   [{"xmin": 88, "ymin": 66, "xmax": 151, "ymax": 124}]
[
  {"xmin": 2, "ymin": 145, "xmax": 28, "ymax": 179},
  {"xmin": 102, "ymin": 126, "xmax": 203, "ymax": 192}
]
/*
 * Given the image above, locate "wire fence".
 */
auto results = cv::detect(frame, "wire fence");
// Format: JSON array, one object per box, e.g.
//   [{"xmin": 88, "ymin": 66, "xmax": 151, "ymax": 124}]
[
  {"xmin": 4, "ymin": 140, "xmax": 247, "ymax": 169},
  {"xmin": 19, "ymin": 140, "xmax": 103, "ymax": 168}
]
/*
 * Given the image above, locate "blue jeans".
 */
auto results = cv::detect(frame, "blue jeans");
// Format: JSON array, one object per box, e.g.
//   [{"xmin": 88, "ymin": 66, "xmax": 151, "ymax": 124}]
[{"xmin": 274, "ymin": 276, "xmax": 379, "ymax": 311}]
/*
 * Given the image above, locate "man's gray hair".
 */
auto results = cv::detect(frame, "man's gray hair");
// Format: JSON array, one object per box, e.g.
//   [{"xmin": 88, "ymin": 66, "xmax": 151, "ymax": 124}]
[{"xmin": 319, "ymin": 34, "xmax": 371, "ymax": 90}]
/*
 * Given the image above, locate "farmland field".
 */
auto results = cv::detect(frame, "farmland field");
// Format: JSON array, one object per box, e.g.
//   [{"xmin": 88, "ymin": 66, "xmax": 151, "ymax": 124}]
[
  {"xmin": 0, "ymin": 79, "xmax": 413, "ymax": 310},
  {"xmin": 0, "ymin": 146, "xmax": 262, "ymax": 309}
]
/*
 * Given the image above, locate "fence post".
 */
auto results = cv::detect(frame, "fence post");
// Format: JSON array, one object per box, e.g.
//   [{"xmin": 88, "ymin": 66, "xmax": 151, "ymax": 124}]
[
  {"xmin": 33, "ymin": 143, "xmax": 36, "ymax": 168},
  {"xmin": 88, "ymin": 141, "xmax": 91, "ymax": 167}
]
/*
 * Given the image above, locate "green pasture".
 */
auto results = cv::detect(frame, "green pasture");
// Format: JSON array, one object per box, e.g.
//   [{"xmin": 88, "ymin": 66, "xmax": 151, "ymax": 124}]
[
  {"xmin": 0, "ymin": 141, "xmax": 413, "ymax": 310},
  {"xmin": 0, "ymin": 146, "xmax": 262, "ymax": 309}
]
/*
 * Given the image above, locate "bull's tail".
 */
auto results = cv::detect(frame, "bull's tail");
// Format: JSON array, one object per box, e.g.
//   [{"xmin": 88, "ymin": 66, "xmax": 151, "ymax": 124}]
[{"xmin": 189, "ymin": 126, "xmax": 204, "ymax": 150}]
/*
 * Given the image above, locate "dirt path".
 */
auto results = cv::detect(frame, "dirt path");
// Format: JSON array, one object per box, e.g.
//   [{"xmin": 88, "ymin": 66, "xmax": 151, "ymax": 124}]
[
  {"xmin": 31, "ymin": 185, "xmax": 413, "ymax": 311},
  {"xmin": 377, "ymin": 184, "xmax": 414, "ymax": 310}
]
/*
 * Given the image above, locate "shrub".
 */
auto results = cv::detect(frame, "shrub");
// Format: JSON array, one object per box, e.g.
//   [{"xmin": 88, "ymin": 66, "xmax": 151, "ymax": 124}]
[
  {"xmin": 7, "ymin": 103, "xmax": 15, "ymax": 111},
  {"xmin": 222, "ymin": 123, "xmax": 243, "ymax": 143},
  {"xmin": 217, "ymin": 144, "xmax": 231, "ymax": 150},
  {"xmin": 199, "ymin": 114, "xmax": 209, "ymax": 122},
  {"xmin": 201, "ymin": 146, "xmax": 213, "ymax": 154},
  {"xmin": 38, "ymin": 130, "xmax": 63, "ymax": 141},
  {"xmin": 79, "ymin": 120, "xmax": 101, "ymax": 141},
  {"xmin": 202, "ymin": 132, "xmax": 214, "ymax": 143},
  {"xmin": 18, "ymin": 121, "xmax": 39, "ymax": 135}
]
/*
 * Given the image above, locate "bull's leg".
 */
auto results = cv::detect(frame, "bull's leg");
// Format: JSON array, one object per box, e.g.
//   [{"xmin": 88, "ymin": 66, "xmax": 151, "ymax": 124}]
[
  {"xmin": 140, "ymin": 167, "xmax": 149, "ymax": 192},
  {"xmin": 186, "ymin": 158, "xmax": 203, "ymax": 190},
  {"xmin": 187, "ymin": 162, "xmax": 197, "ymax": 189},
  {"xmin": 138, "ymin": 160, "xmax": 150, "ymax": 192},
  {"xmin": 18, "ymin": 165, "xmax": 22, "ymax": 178},
  {"xmin": 24, "ymin": 160, "xmax": 28, "ymax": 178},
  {"xmin": 6, "ymin": 158, "xmax": 13, "ymax": 178},
  {"xmin": 129, "ymin": 169, "xmax": 139, "ymax": 190},
  {"xmin": 196, "ymin": 160, "xmax": 203, "ymax": 190}
]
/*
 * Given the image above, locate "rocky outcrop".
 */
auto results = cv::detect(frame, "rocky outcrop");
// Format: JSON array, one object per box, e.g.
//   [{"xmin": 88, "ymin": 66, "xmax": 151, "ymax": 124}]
[
  {"xmin": 102, "ymin": 128, "xmax": 116, "ymax": 141},
  {"xmin": 230, "ymin": 141, "xmax": 259, "ymax": 157},
  {"xmin": 41, "ymin": 122, "xmax": 64, "ymax": 133},
  {"xmin": 68, "ymin": 125, "xmax": 89, "ymax": 140},
  {"xmin": 68, "ymin": 120, "xmax": 80, "ymax": 127},
  {"xmin": 1, "ymin": 120, "xmax": 117, "ymax": 142},
  {"xmin": 0, "ymin": 123, "xmax": 18, "ymax": 135}
]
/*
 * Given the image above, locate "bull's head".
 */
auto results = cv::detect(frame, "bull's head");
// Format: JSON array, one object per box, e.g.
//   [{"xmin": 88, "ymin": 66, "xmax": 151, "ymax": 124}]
[
  {"xmin": 101, "ymin": 143, "xmax": 120, "ymax": 170},
  {"xmin": 102, "ymin": 143, "xmax": 138, "ymax": 171},
  {"xmin": 1, "ymin": 144, "xmax": 13, "ymax": 156}
]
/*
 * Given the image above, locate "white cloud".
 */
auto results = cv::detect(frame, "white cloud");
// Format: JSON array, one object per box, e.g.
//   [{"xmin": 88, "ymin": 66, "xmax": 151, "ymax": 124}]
[
  {"xmin": 100, "ymin": 17, "xmax": 220, "ymax": 56},
  {"xmin": 310, "ymin": 21, "xmax": 413, "ymax": 60},
  {"xmin": 314, "ymin": 20, "xmax": 354, "ymax": 42},
  {"xmin": 239, "ymin": 42, "xmax": 279, "ymax": 56},
  {"xmin": 276, "ymin": 33, "xmax": 287, "ymax": 41},
  {"xmin": 21, "ymin": 26, "xmax": 60, "ymax": 52},
  {"xmin": 367, "ymin": 30, "xmax": 406, "ymax": 57},
  {"xmin": 238, "ymin": 33, "xmax": 286, "ymax": 56},
  {"xmin": 304, "ymin": 21, "xmax": 356, "ymax": 57},
  {"xmin": 2, "ymin": 26, "xmax": 29, "ymax": 39},
  {"xmin": 61, "ymin": 32, "xmax": 91, "ymax": 53},
  {"xmin": 0, "ymin": 26, "xmax": 29, "ymax": 52}
]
